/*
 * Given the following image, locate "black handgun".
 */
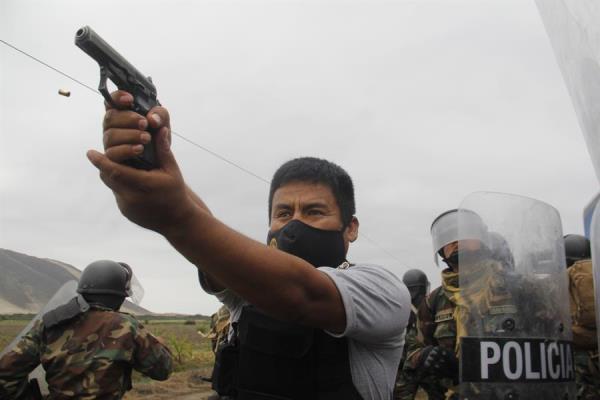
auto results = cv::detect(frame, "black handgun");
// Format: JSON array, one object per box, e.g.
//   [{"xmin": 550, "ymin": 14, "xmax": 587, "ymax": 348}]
[{"xmin": 75, "ymin": 26, "xmax": 159, "ymax": 170}]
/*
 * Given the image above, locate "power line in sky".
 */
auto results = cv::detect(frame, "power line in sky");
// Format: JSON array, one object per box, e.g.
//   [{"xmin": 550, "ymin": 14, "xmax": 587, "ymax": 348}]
[
  {"xmin": 0, "ymin": 39, "xmax": 98, "ymax": 94},
  {"xmin": 0, "ymin": 38, "xmax": 270, "ymax": 184},
  {"xmin": 171, "ymin": 132, "xmax": 270, "ymax": 184},
  {"xmin": 0, "ymin": 38, "xmax": 405, "ymax": 266}
]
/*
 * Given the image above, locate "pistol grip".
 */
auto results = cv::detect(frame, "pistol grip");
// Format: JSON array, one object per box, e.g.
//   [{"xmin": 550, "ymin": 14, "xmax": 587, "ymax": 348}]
[{"xmin": 122, "ymin": 128, "xmax": 157, "ymax": 170}]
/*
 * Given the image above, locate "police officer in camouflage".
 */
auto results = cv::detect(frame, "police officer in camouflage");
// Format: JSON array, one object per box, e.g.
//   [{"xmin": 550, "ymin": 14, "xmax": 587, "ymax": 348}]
[
  {"xmin": 0, "ymin": 260, "xmax": 173, "ymax": 399},
  {"xmin": 564, "ymin": 234, "xmax": 600, "ymax": 399},
  {"xmin": 402, "ymin": 211, "xmax": 463, "ymax": 400},
  {"xmin": 394, "ymin": 269, "xmax": 429, "ymax": 400},
  {"xmin": 403, "ymin": 209, "xmax": 528, "ymax": 400}
]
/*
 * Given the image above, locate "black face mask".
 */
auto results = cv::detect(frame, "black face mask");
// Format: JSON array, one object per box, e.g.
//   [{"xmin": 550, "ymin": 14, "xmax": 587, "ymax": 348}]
[
  {"xmin": 442, "ymin": 248, "xmax": 489, "ymax": 268},
  {"xmin": 267, "ymin": 219, "xmax": 347, "ymax": 268},
  {"xmin": 443, "ymin": 250, "xmax": 460, "ymax": 267}
]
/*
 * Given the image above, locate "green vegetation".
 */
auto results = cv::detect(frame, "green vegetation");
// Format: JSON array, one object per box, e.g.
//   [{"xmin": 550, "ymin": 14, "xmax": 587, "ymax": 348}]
[
  {"xmin": 0, "ymin": 316, "xmax": 214, "ymax": 371},
  {"xmin": 145, "ymin": 321, "xmax": 213, "ymax": 372},
  {"xmin": 0, "ymin": 319, "xmax": 29, "ymax": 350},
  {"xmin": 127, "ymin": 320, "xmax": 217, "ymax": 398}
]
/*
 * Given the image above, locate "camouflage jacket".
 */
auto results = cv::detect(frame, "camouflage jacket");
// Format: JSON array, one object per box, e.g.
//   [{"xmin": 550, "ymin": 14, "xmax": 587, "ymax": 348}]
[
  {"xmin": 394, "ymin": 308, "xmax": 419, "ymax": 400},
  {"xmin": 208, "ymin": 305, "xmax": 231, "ymax": 354},
  {"xmin": 408, "ymin": 285, "xmax": 457, "ymax": 358},
  {"xmin": 404, "ymin": 285, "xmax": 456, "ymax": 397},
  {"xmin": 0, "ymin": 307, "xmax": 173, "ymax": 400}
]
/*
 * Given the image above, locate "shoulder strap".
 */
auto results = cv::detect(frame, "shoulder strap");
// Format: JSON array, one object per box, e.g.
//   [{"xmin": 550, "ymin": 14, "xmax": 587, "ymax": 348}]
[{"xmin": 42, "ymin": 295, "xmax": 90, "ymax": 329}]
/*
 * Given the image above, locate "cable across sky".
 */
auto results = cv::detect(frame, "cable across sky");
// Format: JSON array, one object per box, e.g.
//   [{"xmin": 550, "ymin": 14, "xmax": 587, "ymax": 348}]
[{"xmin": 0, "ymin": 37, "xmax": 406, "ymax": 266}]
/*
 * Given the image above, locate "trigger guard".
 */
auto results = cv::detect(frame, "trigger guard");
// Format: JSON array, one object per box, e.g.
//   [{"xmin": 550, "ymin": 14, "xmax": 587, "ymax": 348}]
[{"xmin": 98, "ymin": 66, "xmax": 116, "ymax": 107}]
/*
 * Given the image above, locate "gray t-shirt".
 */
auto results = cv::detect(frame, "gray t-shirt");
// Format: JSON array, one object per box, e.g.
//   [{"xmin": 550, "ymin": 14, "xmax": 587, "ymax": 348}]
[{"xmin": 199, "ymin": 263, "xmax": 410, "ymax": 400}]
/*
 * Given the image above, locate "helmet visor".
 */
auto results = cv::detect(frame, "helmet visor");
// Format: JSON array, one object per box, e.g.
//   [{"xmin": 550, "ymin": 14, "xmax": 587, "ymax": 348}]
[
  {"xmin": 118, "ymin": 262, "xmax": 145, "ymax": 304},
  {"xmin": 431, "ymin": 209, "xmax": 488, "ymax": 265}
]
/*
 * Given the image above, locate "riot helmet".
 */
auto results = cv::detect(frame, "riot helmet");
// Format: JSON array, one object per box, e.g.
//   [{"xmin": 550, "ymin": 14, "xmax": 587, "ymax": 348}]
[
  {"xmin": 430, "ymin": 209, "xmax": 489, "ymax": 268},
  {"xmin": 564, "ymin": 234, "xmax": 591, "ymax": 268},
  {"xmin": 77, "ymin": 260, "xmax": 133, "ymax": 310},
  {"xmin": 402, "ymin": 269, "xmax": 430, "ymax": 307},
  {"xmin": 488, "ymin": 231, "xmax": 515, "ymax": 270}
]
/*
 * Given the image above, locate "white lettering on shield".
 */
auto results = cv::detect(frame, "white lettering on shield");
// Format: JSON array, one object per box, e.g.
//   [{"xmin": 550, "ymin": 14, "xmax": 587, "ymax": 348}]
[{"xmin": 479, "ymin": 340, "xmax": 573, "ymax": 381}]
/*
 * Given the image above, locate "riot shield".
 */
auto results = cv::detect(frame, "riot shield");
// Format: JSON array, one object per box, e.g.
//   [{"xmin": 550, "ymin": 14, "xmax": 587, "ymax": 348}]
[
  {"xmin": 457, "ymin": 192, "xmax": 575, "ymax": 399},
  {"xmin": 129, "ymin": 272, "xmax": 145, "ymax": 305},
  {"xmin": 537, "ymin": 1, "xmax": 600, "ymax": 374},
  {"xmin": 536, "ymin": 0, "xmax": 600, "ymax": 182},
  {"xmin": 0, "ymin": 281, "xmax": 78, "ymax": 358},
  {"xmin": 0, "ymin": 280, "xmax": 78, "ymax": 395},
  {"xmin": 583, "ymin": 193, "xmax": 600, "ymax": 239}
]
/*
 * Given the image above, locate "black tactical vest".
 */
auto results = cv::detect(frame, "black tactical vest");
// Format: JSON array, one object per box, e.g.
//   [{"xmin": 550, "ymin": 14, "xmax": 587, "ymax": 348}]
[{"xmin": 212, "ymin": 305, "xmax": 363, "ymax": 400}]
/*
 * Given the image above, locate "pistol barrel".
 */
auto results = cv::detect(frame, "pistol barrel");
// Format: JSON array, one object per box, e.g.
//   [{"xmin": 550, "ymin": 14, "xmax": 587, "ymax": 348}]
[{"xmin": 75, "ymin": 26, "xmax": 156, "ymax": 96}]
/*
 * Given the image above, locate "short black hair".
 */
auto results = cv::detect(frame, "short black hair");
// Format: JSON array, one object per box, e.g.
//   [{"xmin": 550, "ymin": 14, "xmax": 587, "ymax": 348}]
[{"xmin": 268, "ymin": 157, "xmax": 356, "ymax": 226}]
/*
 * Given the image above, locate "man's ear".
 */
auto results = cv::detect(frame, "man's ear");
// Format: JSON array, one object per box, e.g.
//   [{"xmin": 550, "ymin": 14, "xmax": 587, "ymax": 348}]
[{"xmin": 345, "ymin": 216, "xmax": 359, "ymax": 243}]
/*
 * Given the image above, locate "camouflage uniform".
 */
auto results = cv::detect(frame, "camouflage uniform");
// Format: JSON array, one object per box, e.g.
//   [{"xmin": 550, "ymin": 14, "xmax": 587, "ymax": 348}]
[
  {"xmin": 568, "ymin": 260, "xmax": 600, "ymax": 399},
  {"xmin": 404, "ymin": 282, "xmax": 456, "ymax": 400},
  {"xmin": 0, "ymin": 306, "xmax": 173, "ymax": 400},
  {"xmin": 573, "ymin": 350, "xmax": 600, "ymax": 400},
  {"xmin": 394, "ymin": 308, "xmax": 419, "ymax": 400},
  {"xmin": 397, "ymin": 307, "xmax": 447, "ymax": 400},
  {"xmin": 208, "ymin": 305, "xmax": 231, "ymax": 354}
]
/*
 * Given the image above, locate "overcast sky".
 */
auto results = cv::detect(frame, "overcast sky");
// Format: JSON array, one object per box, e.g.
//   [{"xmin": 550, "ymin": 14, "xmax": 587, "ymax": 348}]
[{"xmin": 1, "ymin": 0, "xmax": 598, "ymax": 314}]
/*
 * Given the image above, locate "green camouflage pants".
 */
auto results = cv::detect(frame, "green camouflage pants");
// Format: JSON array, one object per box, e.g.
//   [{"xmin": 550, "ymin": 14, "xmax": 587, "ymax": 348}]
[
  {"xmin": 394, "ymin": 370, "xmax": 448, "ymax": 400},
  {"xmin": 574, "ymin": 351, "xmax": 600, "ymax": 400}
]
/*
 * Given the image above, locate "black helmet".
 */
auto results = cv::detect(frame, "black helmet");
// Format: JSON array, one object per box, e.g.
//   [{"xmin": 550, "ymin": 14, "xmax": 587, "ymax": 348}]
[
  {"xmin": 402, "ymin": 269, "xmax": 430, "ymax": 306},
  {"xmin": 77, "ymin": 260, "xmax": 133, "ymax": 298},
  {"xmin": 402, "ymin": 269, "xmax": 430, "ymax": 289},
  {"xmin": 564, "ymin": 234, "xmax": 591, "ymax": 268}
]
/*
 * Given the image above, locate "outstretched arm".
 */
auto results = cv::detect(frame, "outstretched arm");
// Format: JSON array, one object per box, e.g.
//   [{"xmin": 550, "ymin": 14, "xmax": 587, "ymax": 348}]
[{"xmin": 88, "ymin": 91, "xmax": 346, "ymax": 332}]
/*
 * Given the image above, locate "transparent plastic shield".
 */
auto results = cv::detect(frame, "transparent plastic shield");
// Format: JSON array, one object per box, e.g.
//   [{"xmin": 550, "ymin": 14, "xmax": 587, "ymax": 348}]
[
  {"xmin": 0, "ymin": 281, "xmax": 78, "ymax": 357},
  {"xmin": 537, "ymin": 0, "xmax": 600, "ymax": 182},
  {"xmin": 457, "ymin": 192, "xmax": 574, "ymax": 399},
  {"xmin": 592, "ymin": 203, "xmax": 600, "ymax": 353},
  {"xmin": 0, "ymin": 280, "xmax": 79, "ymax": 395},
  {"xmin": 538, "ymin": 0, "xmax": 600, "ymax": 376},
  {"xmin": 129, "ymin": 272, "xmax": 145, "ymax": 305},
  {"xmin": 583, "ymin": 193, "xmax": 600, "ymax": 239}
]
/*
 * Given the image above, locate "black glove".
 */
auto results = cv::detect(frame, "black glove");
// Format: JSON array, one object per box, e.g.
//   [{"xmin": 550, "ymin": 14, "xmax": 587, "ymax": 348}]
[{"xmin": 418, "ymin": 345, "xmax": 459, "ymax": 382}]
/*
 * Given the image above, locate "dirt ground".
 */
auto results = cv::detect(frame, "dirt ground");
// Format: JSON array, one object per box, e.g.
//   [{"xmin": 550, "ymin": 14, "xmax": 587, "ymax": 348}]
[
  {"xmin": 124, "ymin": 369, "xmax": 430, "ymax": 400},
  {"xmin": 124, "ymin": 369, "xmax": 216, "ymax": 400}
]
